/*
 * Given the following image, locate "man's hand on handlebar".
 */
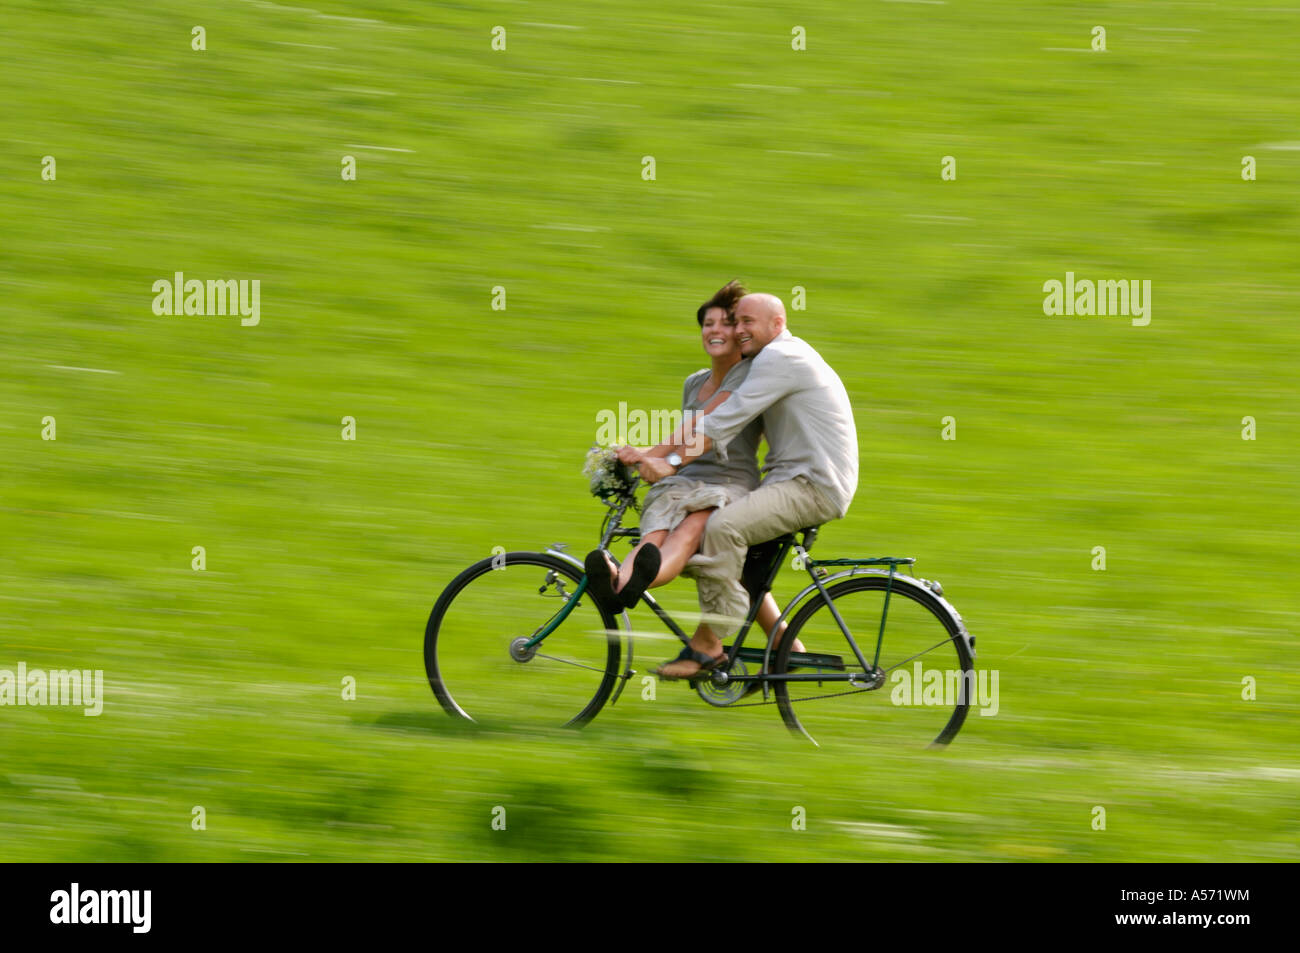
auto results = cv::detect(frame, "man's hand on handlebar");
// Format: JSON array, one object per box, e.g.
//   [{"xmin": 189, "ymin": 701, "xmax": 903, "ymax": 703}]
[
  {"xmin": 616, "ymin": 445, "xmax": 676, "ymax": 483},
  {"xmin": 634, "ymin": 455, "xmax": 675, "ymax": 484},
  {"xmin": 615, "ymin": 445, "xmax": 645, "ymax": 466}
]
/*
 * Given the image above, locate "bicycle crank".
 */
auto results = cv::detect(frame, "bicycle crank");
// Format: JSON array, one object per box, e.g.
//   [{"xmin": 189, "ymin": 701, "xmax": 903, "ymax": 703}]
[{"xmin": 695, "ymin": 656, "xmax": 749, "ymax": 707}]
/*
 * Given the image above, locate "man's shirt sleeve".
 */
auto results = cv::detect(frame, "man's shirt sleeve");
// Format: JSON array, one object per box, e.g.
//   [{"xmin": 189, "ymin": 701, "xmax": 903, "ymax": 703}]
[{"xmin": 697, "ymin": 348, "xmax": 799, "ymax": 460}]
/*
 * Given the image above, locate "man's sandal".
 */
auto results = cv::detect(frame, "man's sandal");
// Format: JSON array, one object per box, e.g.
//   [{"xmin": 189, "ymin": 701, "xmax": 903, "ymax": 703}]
[{"xmin": 652, "ymin": 645, "xmax": 728, "ymax": 681}]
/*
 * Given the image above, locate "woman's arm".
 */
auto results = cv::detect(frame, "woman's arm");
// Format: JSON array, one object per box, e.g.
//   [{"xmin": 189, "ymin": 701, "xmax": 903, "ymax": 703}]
[
  {"xmin": 616, "ymin": 370, "xmax": 726, "ymax": 466},
  {"xmin": 618, "ymin": 386, "xmax": 731, "ymax": 467}
]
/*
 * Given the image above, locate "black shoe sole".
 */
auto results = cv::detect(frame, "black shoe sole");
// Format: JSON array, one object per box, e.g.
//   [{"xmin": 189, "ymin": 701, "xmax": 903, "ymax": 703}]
[
  {"xmin": 583, "ymin": 550, "xmax": 622, "ymax": 617},
  {"xmin": 619, "ymin": 544, "xmax": 662, "ymax": 609}
]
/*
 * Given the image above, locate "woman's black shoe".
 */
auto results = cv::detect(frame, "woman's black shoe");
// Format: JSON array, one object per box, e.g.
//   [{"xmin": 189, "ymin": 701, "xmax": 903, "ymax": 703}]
[
  {"xmin": 618, "ymin": 544, "xmax": 662, "ymax": 609},
  {"xmin": 583, "ymin": 549, "xmax": 622, "ymax": 616}
]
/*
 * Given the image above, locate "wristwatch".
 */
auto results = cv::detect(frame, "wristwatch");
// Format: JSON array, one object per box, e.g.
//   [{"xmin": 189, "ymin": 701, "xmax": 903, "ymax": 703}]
[{"xmin": 666, "ymin": 452, "xmax": 683, "ymax": 469}]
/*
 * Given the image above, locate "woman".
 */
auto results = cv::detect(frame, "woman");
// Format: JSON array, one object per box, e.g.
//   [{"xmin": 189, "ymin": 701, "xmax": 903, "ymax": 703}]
[{"xmin": 584, "ymin": 280, "xmax": 801, "ymax": 679}]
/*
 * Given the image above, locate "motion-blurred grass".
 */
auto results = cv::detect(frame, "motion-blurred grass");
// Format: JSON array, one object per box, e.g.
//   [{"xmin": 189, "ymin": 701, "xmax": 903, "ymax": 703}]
[{"xmin": 1, "ymin": 1, "xmax": 1297, "ymax": 861}]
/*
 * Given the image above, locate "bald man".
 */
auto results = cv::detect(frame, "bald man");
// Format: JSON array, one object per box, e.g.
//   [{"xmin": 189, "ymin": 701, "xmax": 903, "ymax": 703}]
[{"xmin": 632, "ymin": 293, "xmax": 859, "ymax": 678}]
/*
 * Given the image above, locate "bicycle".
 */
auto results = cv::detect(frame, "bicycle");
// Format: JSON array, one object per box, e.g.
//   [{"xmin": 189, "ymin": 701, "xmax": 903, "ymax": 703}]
[{"xmin": 424, "ymin": 477, "xmax": 977, "ymax": 747}]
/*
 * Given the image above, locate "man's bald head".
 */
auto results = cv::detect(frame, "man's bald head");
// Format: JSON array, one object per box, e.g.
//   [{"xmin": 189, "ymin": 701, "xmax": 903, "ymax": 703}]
[
  {"xmin": 733, "ymin": 292, "xmax": 788, "ymax": 357},
  {"xmin": 738, "ymin": 293, "xmax": 786, "ymax": 320}
]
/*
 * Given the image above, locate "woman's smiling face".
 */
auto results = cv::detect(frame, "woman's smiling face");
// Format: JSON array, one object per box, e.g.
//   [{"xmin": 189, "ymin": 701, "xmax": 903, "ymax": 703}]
[{"xmin": 700, "ymin": 306, "xmax": 739, "ymax": 359}]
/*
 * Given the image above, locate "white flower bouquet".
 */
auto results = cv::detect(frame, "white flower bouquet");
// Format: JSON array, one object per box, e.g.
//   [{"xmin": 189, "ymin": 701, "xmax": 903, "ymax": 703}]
[{"xmin": 583, "ymin": 445, "xmax": 639, "ymax": 508}]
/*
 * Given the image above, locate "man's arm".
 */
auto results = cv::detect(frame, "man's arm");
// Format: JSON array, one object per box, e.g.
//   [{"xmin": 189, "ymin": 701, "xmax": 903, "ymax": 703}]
[
  {"xmin": 638, "ymin": 348, "xmax": 799, "ymax": 481},
  {"xmin": 625, "ymin": 411, "xmax": 716, "ymax": 482},
  {"xmin": 617, "ymin": 386, "xmax": 731, "ymax": 479}
]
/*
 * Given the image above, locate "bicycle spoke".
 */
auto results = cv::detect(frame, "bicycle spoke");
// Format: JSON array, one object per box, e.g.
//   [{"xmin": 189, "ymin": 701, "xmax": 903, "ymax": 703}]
[
  {"xmin": 879, "ymin": 633, "xmax": 962, "ymax": 675},
  {"xmin": 533, "ymin": 653, "xmax": 611, "ymax": 674}
]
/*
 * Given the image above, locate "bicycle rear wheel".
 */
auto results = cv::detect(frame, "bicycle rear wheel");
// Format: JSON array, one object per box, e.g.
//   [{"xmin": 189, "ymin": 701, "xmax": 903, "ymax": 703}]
[
  {"xmin": 424, "ymin": 551, "xmax": 622, "ymax": 729},
  {"xmin": 774, "ymin": 575, "xmax": 973, "ymax": 748}
]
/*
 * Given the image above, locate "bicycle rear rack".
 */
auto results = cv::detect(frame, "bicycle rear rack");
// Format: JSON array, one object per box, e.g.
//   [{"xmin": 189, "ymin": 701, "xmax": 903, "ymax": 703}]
[{"xmin": 802, "ymin": 556, "xmax": 915, "ymax": 568}]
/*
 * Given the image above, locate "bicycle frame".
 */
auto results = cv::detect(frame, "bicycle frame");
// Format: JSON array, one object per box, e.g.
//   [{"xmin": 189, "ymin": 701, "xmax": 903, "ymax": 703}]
[
  {"xmin": 676, "ymin": 536, "xmax": 923, "ymax": 693},
  {"xmin": 523, "ymin": 486, "xmax": 974, "ymax": 701}
]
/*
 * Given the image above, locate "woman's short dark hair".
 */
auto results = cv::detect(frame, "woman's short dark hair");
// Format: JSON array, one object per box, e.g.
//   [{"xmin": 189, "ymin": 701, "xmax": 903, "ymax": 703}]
[{"xmin": 696, "ymin": 279, "xmax": 748, "ymax": 325}]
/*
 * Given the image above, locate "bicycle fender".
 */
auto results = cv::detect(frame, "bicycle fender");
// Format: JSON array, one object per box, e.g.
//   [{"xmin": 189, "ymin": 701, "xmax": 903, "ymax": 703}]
[{"xmin": 784, "ymin": 569, "xmax": 976, "ymax": 661}]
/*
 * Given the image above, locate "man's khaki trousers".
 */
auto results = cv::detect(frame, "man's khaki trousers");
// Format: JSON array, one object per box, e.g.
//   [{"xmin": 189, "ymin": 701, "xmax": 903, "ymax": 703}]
[{"xmin": 692, "ymin": 476, "xmax": 842, "ymax": 634}]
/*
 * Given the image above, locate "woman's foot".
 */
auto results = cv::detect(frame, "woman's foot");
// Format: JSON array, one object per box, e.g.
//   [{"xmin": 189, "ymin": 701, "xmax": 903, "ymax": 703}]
[
  {"xmin": 583, "ymin": 549, "xmax": 622, "ymax": 616},
  {"xmin": 618, "ymin": 543, "xmax": 662, "ymax": 608}
]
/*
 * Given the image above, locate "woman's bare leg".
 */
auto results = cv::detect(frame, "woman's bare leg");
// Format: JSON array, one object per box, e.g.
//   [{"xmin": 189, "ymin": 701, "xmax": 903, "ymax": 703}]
[
  {"xmin": 648, "ymin": 509, "xmax": 712, "ymax": 587},
  {"xmin": 614, "ymin": 509, "xmax": 713, "ymax": 594}
]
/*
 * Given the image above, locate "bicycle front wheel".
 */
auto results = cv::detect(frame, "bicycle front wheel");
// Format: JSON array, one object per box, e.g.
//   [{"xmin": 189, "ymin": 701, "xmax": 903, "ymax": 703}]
[
  {"xmin": 424, "ymin": 551, "xmax": 622, "ymax": 729},
  {"xmin": 774, "ymin": 575, "xmax": 973, "ymax": 748}
]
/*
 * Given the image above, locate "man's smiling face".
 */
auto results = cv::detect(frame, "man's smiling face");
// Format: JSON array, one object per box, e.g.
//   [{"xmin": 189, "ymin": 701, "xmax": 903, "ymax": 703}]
[{"xmin": 733, "ymin": 295, "xmax": 785, "ymax": 357}]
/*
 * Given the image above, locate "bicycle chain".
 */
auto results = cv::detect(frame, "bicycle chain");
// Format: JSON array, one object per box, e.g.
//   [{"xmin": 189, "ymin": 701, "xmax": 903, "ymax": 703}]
[{"xmin": 718, "ymin": 684, "xmax": 873, "ymax": 708}]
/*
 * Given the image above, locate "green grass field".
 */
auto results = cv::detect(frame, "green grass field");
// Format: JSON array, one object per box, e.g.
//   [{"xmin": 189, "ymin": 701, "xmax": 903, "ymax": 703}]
[{"xmin": 2, "ymin": 1, "xmax": 1298, "ymax": 861}]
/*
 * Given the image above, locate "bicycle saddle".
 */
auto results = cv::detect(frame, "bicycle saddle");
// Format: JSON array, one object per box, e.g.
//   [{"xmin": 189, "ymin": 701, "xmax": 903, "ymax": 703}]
[{"xmin": 741, "ymin": 526, "xmax": 821, "ymax": 602}]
